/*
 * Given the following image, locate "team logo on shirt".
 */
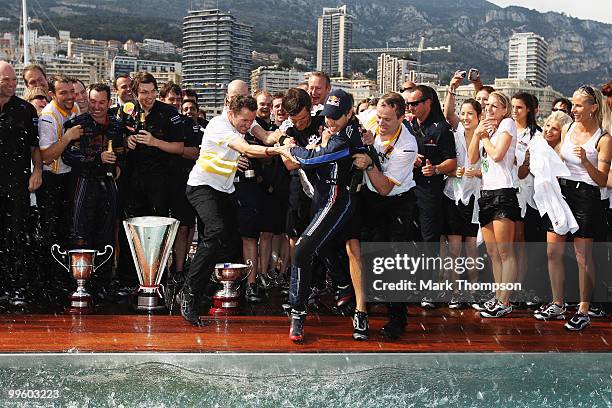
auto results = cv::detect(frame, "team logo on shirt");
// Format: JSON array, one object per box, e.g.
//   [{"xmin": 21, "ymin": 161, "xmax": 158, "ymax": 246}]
[
  {"xmin": 308, "ymin": 134, "xmax": 321, "ymax": 145},
  {"xmin": 122, "ymin": 102, "xmax": 135, "ymax": 116}
]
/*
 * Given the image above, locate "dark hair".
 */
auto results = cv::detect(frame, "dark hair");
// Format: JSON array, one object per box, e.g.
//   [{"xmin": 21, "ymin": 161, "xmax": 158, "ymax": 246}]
[
  {"xmin": 479, "ymin": 85, "xmax": 495, "ymax": 95},
  {"xmin": 552, "ymin": 97, "xmax": 572, "ymax": 112},
  {"xmin": 412, "ymin": 84, "xmax": 445, "ymax": 122},
  {"xmin": 282, "ymin": 88, "xmax": 312, "ymax": 116},
  {"xmin": 181, "ymin": 98, "xmax": 199, "ymax": 111},
  {"xmin": 131, "ymin": 72, "xmax": 158, "ymax": 95},
  {"xmin": 70, "ymin": 78, "xmax": 86, "ymax": 90},
  {"xmin": 602, "ymin": 81, "xmax": 612, "ymax": 112},
  {"xmin": 368, "ymin": 97, "xmax": 379, "ymax": 106},
  {"xmin": 228, "ymin": 95, "xmax": 257, "ymax": 114},
  {"xmin": 183, "ymin": 89, "xmax": 198, "ymax": 103},
  {"xmin": 272, "ymin": 91, "xmax": 285, "ymax": 101},
  {"xmin": 512, "ymin": 92, "xmax": 538, "ymax": 138},
  {"xmin": 159, "ymin": 81, "xmax": 182, "ymax": 99},
  {"xmin": 88, "ymin": 83, "xmax": 111, "ymax": 100},
  {"xmin": 308, "ymin": 71, "xmax": 331, "ymax": 87},
  {"xmin": 378, "ymin": 92, "xmax": 406, "ymax": 119},
  {"xmin": 113, "ymin": 74, "xmax": 131, "ymax": 90},
  {"xmin": 461, "ymin": 98, "xmax": 482, "ymax": 118},
  {"xmin": 48, "ymin": 74, "xmax": 72, "ymax": 93},
  {"xmin": 22, "ymin": 64, "xmax": 47, "ymax": 83}
]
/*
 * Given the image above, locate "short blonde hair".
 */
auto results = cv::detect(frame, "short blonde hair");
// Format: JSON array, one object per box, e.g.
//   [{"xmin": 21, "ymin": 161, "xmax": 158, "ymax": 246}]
[{"xmin": 23, "ymin": 86, "xmax": 48, "ymax": 102}]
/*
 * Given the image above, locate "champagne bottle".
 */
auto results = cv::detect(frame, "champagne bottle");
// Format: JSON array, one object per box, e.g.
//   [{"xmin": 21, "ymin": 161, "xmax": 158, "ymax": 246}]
[{"xmin": 106, "ymin": 140, "xmax": 114, "ymax": 178}]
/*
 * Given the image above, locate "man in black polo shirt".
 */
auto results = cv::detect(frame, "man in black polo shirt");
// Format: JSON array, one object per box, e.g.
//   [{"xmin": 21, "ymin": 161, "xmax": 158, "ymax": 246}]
[
  {"xmin": 116, "ymin": 72, "xmax": 184, "ymax": 293},
  {"xmin": 0, "ymin": 61, "xmax": 42, "ymax": 305},
  {"xmin": 406, "ymin": 85, "xmax": 457, "ymax": 308}
]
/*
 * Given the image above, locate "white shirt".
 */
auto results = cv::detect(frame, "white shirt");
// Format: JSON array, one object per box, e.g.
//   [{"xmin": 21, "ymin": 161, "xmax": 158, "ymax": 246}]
[
  {"xmin": 38, "ymin": 100, "xmax": 80, "ymax": 174},
  {"xmin": 444, "ymin": 123, "xmax": 481, "ymax": 201},
  {"xmin": 480, "ymin": 118, "xmax": 517, "ymax": 190},
  {"xmin": 560, "ymin": 124, "xmax": 602, "ymax": 187},
  {"xmin": 187, "ymin": 112, "xmax": 242, "ymax": 193},
  {"xmin": 365, "ymin": 123, "xmax": 417, "ymax": 196},
  {"xmin": 515, "ymin": 127, "xmax": 541, "ymax": 213}
]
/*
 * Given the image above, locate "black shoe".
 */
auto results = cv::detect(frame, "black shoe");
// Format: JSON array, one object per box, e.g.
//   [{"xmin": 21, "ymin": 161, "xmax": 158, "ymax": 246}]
[
  {"xmin": 179, "ymin": 289, "xmax": 207, "ymax": 327},
  {"xmin": 335, "ymin": 284, "xmax": 355, "ymax": 307},
  {"xmin": 588, "ymin": 304, "xmax": 607, "ymax": 318},
  {"xmin": 352, "ymin": 311, "xmax": 369, "ymax": 341},
  {"xmin": 564, "ymin": 312, "xmax": 590, "ymax": 331},
  {"xmin": 379, "ymin": 316, "xmax": 406, "ymax": 339},
  {"xmin": 289, "ymin": 309, "xmax": 306, "ymax": 342},
  {"xmin": 246, "ymin": 283, "xmax": 261, "ymax": 303}
]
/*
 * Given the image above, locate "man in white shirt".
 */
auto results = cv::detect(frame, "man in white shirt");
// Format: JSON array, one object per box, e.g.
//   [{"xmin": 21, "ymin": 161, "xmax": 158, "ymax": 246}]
[{"xmin": 179, "ymin": 95, "xmax": 291, "ymax": 326}]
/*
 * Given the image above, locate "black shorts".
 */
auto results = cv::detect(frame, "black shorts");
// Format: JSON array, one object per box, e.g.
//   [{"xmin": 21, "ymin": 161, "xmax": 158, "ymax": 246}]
[
  {"xmin": 286, "ymin": 176, "xmax": 312, "ymax": 238},
  {"xmin": 544, "ymin": 179, "xmax": 604, "ymax": 239},
  {"xmin": 443, "ymin": 195, "xmax": 478, "ymax": 237},
  {"xmin": 478, "ymin": 188, "xmax": 520, "ymax": 226},
  {"xmin": 233, "ymin": 179, "xmax": 265, "ymax": 239}
]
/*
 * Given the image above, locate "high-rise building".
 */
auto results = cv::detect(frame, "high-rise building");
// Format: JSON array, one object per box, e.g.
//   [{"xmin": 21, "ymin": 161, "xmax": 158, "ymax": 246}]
[
  {"xmin": 182, "ymin": 9, "xmax": 253, "ymax": 110},
  {"xmin": 316, "ymin": 5, "xmax": 353, "ymax": 78},
  {"xmin": 376, "ymin": 54, "xmax": 414, "ymax": 94},
  {"xmin": 508, "ymin": 32, "xmax": 548, "ymax": 88}
]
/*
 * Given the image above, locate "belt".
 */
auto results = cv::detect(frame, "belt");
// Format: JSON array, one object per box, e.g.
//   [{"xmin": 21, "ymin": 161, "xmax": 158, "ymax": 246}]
[{"xmin": 559, "ymin": 178, "xmax": 599, "ymax": 192}]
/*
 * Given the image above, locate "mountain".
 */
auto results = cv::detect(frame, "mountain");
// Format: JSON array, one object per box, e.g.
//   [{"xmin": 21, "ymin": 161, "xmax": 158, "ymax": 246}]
[{"xmin": 1, "ymin": 0, "xmax": 610, "ymax": 95}]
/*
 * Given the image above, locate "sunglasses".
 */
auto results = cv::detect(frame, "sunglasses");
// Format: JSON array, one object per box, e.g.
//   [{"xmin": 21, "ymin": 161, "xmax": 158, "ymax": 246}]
[
  {"xmin": 405, "ymin": 99, "xmax": 427, "ymax": 108},
  {"xmin": 579, "ymin": 85, "xmax": 597, "ymax": 101},
  {"xmin": 551, "ymin": 107, "xmax": 569, "ymax": 114},
  {"xmin": 399, "ymin": 87, "xmax": 414, "ymax": 93},
  {"xmin": 29, "ymin": 95, "xmax": 49, "ymax": 102}
]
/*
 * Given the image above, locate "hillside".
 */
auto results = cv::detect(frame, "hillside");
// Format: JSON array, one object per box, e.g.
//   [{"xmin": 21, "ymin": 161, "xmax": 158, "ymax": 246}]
[{"xmin": 1, "ymin": 0, "xmax": 610, "ymax": 95}]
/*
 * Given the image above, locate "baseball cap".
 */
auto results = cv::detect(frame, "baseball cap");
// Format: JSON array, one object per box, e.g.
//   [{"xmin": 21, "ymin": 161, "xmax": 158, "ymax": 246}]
[{"xmin": 321, "ymin": 89, "xmax": 352, "ymax": 120}]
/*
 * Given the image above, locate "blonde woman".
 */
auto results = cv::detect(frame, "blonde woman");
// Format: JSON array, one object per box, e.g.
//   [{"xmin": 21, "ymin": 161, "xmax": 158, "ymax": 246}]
[
  {"xmin": 468, "ymin": 91, "xmax": 519, "ymax": 317},
  {"xmin": 545, "ymin": 86, "xmax": 611, "ymax": 331}
]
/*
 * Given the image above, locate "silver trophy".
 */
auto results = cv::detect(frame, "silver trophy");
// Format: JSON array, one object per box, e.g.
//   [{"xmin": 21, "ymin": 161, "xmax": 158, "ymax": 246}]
[
  {"xmin": 123, "ymin": 216, "xmax": 180, "ymax": 312},
  {"xmin": 51, "ymin": 245, "xmax": 113, "ymax": 314},
  {"xmin": 210, "ymin": 260, "xmax": 253, "ymax": 315}
]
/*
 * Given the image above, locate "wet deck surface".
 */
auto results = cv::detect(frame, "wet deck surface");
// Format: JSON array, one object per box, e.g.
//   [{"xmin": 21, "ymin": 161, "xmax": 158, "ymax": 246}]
[{"xmin": 0, "ymin": 306, "xmax": 609, "ymax": 353}]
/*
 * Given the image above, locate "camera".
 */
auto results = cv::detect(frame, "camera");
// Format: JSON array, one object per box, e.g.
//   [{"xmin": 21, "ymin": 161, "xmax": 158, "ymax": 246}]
[{"xmin": 468, "ymin": 68, "xmax": 479, "ymax": 81}]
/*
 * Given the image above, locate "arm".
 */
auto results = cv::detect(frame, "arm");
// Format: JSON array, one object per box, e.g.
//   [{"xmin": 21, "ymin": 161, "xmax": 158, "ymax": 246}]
[
  {"xmin": 444, "ymin": 72, "xmax": 463, "ymax": 130},
  {"xmin": 135, "ymin": 130, "xmax": 184, "ymax": 154},
  {"xmin": 29, "ymin": 147, "xmax": 43, "ymax": 192},
  {"xmin": 290, "ymin": 132, "xmax": 351, "ymax": 170},
  {"xmin": 228, "ymin": 137, "xmax": 287, "ymax": 159},
  {"xmin": 607, "ymin": 168, "xmax": 612, "ymax": 188},
  {"xmin": 39, "ymin": 120, "xmax": 82, "ymax": 165},
  {"xmin": 182, "ymin": 147, "xmax": 200, "ymax": 161},
  {"xmin": 482, "ymin": 131, "xmax": 513, "ymax": 163},
  {"xmin": 250, "ymin": 124, "xmax": 283, "ymax": 146},
  {"xmin": 518, "ymin": 149, "xmax": 530, "ymax": 179}
]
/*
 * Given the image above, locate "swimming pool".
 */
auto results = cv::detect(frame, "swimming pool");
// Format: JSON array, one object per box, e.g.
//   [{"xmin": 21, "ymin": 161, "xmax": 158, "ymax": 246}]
[{"xmin": 0, "ymin": 353, "xmax": 610, "ymax": 407}]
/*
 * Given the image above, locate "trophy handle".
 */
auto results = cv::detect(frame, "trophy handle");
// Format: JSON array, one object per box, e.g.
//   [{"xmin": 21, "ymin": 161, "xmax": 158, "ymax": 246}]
[
  {"xmin": 50, "ymin": 244, "xmax": 69, "ymax": 272},
  {"xmin": 94, "ymin": 245, "xmax": 114, "ymax": 272},
  {"xmin": 242, "ymin": 259, "xmax": 254, "ymax": 281}
]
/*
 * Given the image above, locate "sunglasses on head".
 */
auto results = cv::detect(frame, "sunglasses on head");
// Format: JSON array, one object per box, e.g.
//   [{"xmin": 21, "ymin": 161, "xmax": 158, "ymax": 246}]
[
  {"xmin": 405, "ymin": 98, "xmax": 427, "ymax": 108},
  {"xmin": 579, "ymin": 85, "xmax": 597, "ymax": 100},
  {"xmin": 30, "ymin": 95, "xmax": 49, "ymax": 102}
]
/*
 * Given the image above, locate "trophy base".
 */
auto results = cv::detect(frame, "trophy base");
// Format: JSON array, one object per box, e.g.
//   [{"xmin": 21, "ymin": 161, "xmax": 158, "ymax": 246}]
[
  {"xmin": 210, "ymin": 296, "xmax": 241, "ymax": 315},
  {"xmin": 66, "ymin": 295, "xmax": 94, "ymax": 315},
  {"xmin": 135, "ymin": 292, "xmax": 167, "ymax": 313}
]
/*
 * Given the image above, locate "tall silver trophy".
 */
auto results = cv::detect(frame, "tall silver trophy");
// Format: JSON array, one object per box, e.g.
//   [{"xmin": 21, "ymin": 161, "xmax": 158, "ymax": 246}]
[{"xmin": 123, "ymin": 216, "xmax": 179, "ymax": 312}]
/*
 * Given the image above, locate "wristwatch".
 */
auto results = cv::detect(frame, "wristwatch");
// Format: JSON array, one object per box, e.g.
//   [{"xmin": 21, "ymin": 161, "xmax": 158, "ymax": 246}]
[{"xmin": 434, "ymin": 165, "xmax": 440, "ymax": 175}]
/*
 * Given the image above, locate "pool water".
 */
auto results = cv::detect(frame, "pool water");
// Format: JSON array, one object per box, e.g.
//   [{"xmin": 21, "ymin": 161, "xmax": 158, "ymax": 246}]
[{"xmin": 0, "ymin": 353, "xmax": 610, "ymax": 407}]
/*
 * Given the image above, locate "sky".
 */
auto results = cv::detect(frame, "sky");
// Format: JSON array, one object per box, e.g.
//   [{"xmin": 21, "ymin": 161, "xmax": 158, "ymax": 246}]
[{"xmin": 488, "ymin": 0, "xmax": 612, "ymax": 24}]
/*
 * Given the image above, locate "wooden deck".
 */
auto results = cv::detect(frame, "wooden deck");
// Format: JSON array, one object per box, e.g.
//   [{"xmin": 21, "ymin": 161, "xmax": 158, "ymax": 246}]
[{"xmin": 0, "ymin": 307, "xmax": 609, "ymax": 353}]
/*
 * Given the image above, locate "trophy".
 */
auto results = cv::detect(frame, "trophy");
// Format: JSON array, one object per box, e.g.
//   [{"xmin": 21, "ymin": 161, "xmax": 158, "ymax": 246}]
[
  {"xmin": 210, "ymin": 261, "xmax": 253, "ymax": 315},
  {"xmin": 51, "ymin": 245, "xmax": 113, "ymax": 314},
  {"xmin": 123, "ymin": 216, "xmax": 179, "ymax": 312}
]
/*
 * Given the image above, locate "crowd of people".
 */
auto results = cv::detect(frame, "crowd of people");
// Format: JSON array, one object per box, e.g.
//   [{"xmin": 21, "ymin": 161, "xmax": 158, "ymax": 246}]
[{"xmin": 1, "ymin": 59, "xmax": 611, "ymax": 342}]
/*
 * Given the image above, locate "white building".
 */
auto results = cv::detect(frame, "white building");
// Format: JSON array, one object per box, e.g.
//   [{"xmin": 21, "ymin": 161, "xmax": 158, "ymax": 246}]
[
  {"xmin": 142, "ymin": 38, "xmax": 176, "ymax": 55},
  {"xmin": 508, "ymin": 32, "xmax": 549, "ymax": 88},
  {"xmin": 376, "ymin": 54, "xmax": 415, "ymax": 94},
  {"xmin": 251, "ymin": 66, "xmax": 306, "ymax": 94},
  {"xmin": 316, "ymin": 5, "xmax": 353, "ymax": 78}
]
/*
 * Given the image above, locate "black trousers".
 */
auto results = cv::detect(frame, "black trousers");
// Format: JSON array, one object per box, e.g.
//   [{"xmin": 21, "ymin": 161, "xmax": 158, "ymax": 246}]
[
  {"xmin": 37, "ymin": 171, "xmax": 73, "ymax": 249},
  {"xmin": 183, "ymin": 185, "xmax": 241, "ymax": 296},
  {"xmin": 289, "ymin": 186, "xmax": 354, "ymax": 310}
]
